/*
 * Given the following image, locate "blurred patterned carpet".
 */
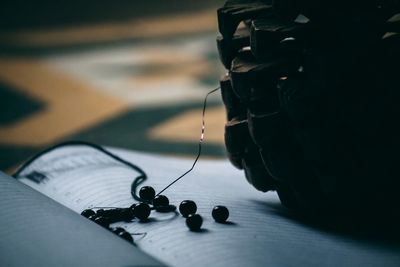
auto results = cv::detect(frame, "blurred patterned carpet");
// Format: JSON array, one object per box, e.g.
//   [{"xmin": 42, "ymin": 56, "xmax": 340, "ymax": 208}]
[{"xmin": 0, "ymin": 1, "xmax": 227, "ymax": 172}]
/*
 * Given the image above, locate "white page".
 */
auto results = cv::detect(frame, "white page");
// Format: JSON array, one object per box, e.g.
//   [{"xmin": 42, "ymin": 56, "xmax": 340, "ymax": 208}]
[
  {"xmin": 0, "ymin": 172, "xmax": 165, "ymax": 267},
  {"xmin": 17, "ymin": 146, "xmax": 400, "ymax": 267}
]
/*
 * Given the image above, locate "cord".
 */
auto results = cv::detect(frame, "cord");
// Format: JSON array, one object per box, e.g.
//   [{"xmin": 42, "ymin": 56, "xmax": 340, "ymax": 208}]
[{"xmin": 12, "ymin": 140, "xmax": 148, "ymax": 201}]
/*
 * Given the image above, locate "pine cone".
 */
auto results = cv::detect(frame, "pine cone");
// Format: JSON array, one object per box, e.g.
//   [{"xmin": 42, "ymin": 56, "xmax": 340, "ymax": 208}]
[{"xmin": 217, "ymin": 0, "xmax": 400, "ymax": 216}]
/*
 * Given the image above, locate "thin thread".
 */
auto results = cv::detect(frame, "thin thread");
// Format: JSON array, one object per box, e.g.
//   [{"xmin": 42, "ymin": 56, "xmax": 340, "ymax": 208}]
[
  {"xmin": 155, "ymin": 86, "xmax": 220, "ymax": 197},
  {"xmin": 131, "ymin": 232, "xmax": 147, "ymax": 236},
  {"xmin": 12, "ymin": 87, "xmax": 221, "ymax": 203},
  {"xmin": 132, "ymin": 232, "xmax": 147, "ymax": 241}
]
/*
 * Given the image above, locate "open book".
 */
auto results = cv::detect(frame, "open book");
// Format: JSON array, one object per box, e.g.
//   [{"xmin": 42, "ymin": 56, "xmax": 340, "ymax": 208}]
[{"xmin": 3, "ymin": 145, "xmax": 400, "ymax": 267}]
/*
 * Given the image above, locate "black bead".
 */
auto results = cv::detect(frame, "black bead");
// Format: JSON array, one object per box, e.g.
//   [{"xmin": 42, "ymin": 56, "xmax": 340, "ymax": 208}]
[
  {"xmin": 118, "ymin": 230, "xmax": 134, "ymax": 244},
  {"xmin": 97, "ymin": 208, "xmax": 133, "ymax": 223},
  {"xmin": 153, "ymin": 195, "xmax": 169, "ymax": 208},
  {"xmin": 179, "ymin": 200, "xmax": 197, "ymax": 218},
  {"xmin": 186, "ymin": 214, "xmax": 203, "ymax": 231},
  {"xmin": 212, "ymin": 206, "xmax": 229, "ymax": 223},
  {"xmin": 97, "ymin": 208, "xmax": 122, "ymax": 218},
  {"xmin": 88, "ymin": 214, "xmax": 97, "ymax": 221},
  {"xmin": 131, "ymin": 203, "xmax": 151, "ymax": 221},
  {"xmin": 111, "ymin": 227, "xmax": 125, "ymax": 235},
  {"xmin": 96, "ymin": 209, "xmax": 106, "ymax": 216},
  {"xmin": 93, "ymin": 216, "xmax": 110, "ymax": 228},
  {"xmin": 139, "ymin": 186, "xmax": 156, "ymax": 201},
  {"xmin": 81, "ymin": 209, "xmax": 95, "ymax": 218},
  {"xmin": 119, "ymin": 208, "xmax": 135, "ymax": 221},
  {"xmin": 111, "ymin": 227, "xmax": 134, "ymax": 244}
]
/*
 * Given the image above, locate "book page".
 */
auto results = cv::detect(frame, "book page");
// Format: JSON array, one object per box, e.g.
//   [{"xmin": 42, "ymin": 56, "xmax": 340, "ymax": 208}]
[
  {"xmin": 0, "ymin": 170, "xmax": 165, "ymax": 267},
  {"xmin": 17, "ymin": 146, "xmax": 400, "ymax": 267}
]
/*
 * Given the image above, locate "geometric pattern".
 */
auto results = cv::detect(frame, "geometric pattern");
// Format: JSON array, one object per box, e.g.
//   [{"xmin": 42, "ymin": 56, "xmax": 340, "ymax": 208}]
[{"xmin": 0, "ymin": 7, "xmax": 228, "ymax": 172}]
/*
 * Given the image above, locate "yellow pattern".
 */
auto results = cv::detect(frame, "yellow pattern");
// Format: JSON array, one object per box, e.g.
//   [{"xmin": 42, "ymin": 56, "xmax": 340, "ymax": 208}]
[
  {"xmin": 0, "ymin": 57, "xmax": 128, "ymax": 146},
  {"xmin": 148, "ymin": 106, "xmax": 225, "ymax": 144}
]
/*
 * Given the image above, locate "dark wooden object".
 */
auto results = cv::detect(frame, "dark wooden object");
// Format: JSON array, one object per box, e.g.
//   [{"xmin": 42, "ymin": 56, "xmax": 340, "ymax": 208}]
[
  {"xmin": 217, "ymin": 0, "xmax": 272, "ymax": 38},
  {"xmin": 217, "ymin": 0, "xmax": 400, "ymax": 214},
  {"xmin": 251, "ymin": 17, "xmax": 312, "ymax": 60},
  {"xmin": 224, "ymin": 117, "xmax": 276, "ymax": 191},
  {"xmin": 229, "ymin": 50, "xmax": 299, "ymax": 109},
  {"xmin": 217, "ymin": 27, "xmax": 250, "ymax": 69},
  {"xmin": 224, "ymin": 118, "xmax": 249, "ymax": 169},
  {"xmin": 220, "ymin": 74, "xmax": 247, "ymax": 120}
]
